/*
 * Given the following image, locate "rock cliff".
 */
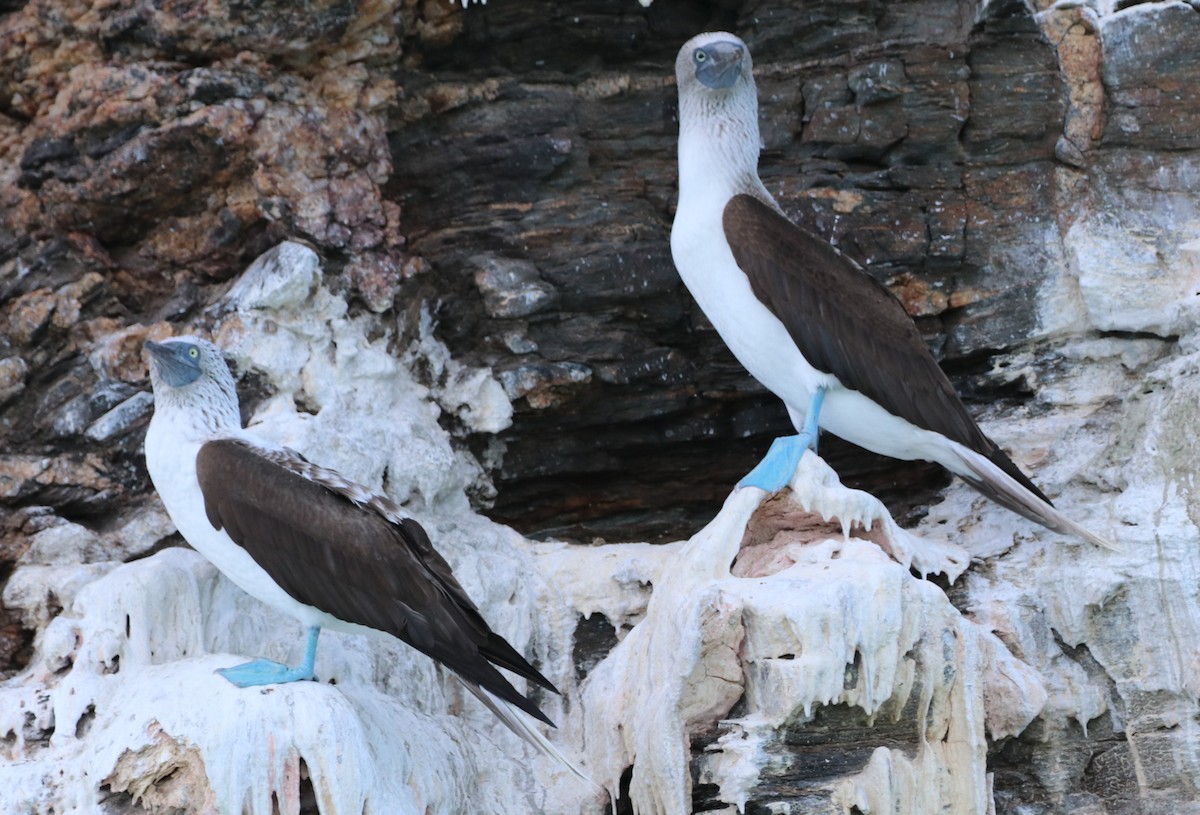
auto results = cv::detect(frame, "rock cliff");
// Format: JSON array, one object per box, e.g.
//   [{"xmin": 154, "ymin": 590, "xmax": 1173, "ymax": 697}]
[{"xmin": 2, "ymin": 0, "xmax": 1199, "ymax": 813}]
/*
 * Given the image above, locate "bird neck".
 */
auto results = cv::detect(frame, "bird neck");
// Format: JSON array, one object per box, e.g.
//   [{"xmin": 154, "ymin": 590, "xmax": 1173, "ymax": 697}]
[
  {"xmin": 150, "ymin": 387, "xmax": 242, "ymax": 443},
  {"xmin": 677, "ymin": 90, "xmax": 769, "ymax": 205}
]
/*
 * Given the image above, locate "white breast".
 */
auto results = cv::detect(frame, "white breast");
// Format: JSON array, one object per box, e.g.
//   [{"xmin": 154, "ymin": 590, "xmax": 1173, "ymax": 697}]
[
  {"xmin": 670, "ymin": 190, "xmax": 961, "ymax": 468},
  {"xmin": 144, "ymin": 412, "xmax": 369, "ymax": 634},
  {"xmin": 671, "ymin": 193, "xmax": 834, "ymax": 407}
]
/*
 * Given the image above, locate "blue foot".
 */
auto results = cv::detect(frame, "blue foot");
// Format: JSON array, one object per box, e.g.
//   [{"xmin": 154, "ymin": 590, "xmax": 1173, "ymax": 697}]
[
  {"xmin": 217, "ymin": 658, "xmax": 315, "ymax": 687},
  {"xmin": 738, "ymin": 387, "xmax": 826, "ymax": 493},
  {"xmin": 217, "ymin": 625, "xmax": 321, "ymax": 688},
  {"xmin": 738, "ymin": 433, "xmax": 816, "ymax": 492}
]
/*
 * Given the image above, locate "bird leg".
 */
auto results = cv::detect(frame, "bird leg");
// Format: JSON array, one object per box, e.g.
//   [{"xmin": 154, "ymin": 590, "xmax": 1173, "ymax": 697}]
[
  {"xmin": 738, "ymin": 387, "xmax": 826, "ymax": 492},
  {"xmin": 217, "ymin": 625, "xmax": 321, "ymax": 687}
]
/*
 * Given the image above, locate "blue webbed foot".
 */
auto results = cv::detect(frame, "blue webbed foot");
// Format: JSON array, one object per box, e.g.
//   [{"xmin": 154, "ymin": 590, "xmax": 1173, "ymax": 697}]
[
  {"xmin": 738, "ymin": 387, "xmax": 826, "ymax": 493},
  {"xmin": 217, "ymin": 658, "xmax": 315, "ymax": 687},
  {"xmin": 737, "ymin": 432, "xmax": 816, "ymax": 492},
  {"xmin": 217, "ymin": 625, "xmax": 321, "ymax": 688}
]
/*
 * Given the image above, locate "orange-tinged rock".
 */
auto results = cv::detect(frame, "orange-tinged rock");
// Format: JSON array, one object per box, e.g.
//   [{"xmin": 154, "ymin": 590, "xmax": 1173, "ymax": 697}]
[{"xmin": 888, "ymin": 272, "xmax": 949, "ymax": 317}]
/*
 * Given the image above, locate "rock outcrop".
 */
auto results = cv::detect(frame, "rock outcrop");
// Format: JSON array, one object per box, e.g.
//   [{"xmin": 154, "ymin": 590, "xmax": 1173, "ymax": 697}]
[{"xmin": 3, "ymin": 0, "xmax": 1200, "ymax": 813}]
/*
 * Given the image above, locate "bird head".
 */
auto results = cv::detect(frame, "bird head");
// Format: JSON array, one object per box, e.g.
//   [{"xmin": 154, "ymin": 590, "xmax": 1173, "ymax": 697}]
[
  {"xmin": 676, "ymin": 32, "xmax": 754, "ymax": 99},
  {"xmin": 145, "ymin": 336, "xmax": 239, "ymax": 419},
  {"xmin": 673, "ymin": 32, "xmax": 763, "ymax": 192}
]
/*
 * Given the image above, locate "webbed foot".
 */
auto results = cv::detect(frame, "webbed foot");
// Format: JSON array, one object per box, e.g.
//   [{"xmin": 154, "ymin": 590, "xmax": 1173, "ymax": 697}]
[
  {"xmin": 737, "ymin": 432, "xmax": 816, "ymax": 492},
  {"xmin": 737, "ymin": 387, "xmax": 826, "ymax": 492},
  {"xmin": 217, "ymin": 658, "xmax": 315, "ymax": 687},
  {"xmin": 216, "ymin": 625, "xmax": 321, "ymax": 687}
]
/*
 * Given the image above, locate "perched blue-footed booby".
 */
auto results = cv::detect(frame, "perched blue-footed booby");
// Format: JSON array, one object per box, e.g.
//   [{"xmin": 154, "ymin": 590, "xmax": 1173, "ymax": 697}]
[
  {"xmin": 670, "ymin": 32, "xmax": 1115, "ymax": 550},
  {"xmin": 144, "ymin": 336, "xmax": 579, "ymax": 765}
]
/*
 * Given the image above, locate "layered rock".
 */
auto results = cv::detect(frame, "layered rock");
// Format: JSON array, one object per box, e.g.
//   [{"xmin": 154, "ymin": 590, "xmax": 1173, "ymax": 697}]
[{"xmin": 2, "ymin": 0, "xmax": 1200, "ymax": 813}]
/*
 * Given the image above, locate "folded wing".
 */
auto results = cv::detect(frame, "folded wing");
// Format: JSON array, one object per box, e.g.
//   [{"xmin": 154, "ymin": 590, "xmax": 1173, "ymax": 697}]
[
  {"xmin": 722, "ymin": 193, "xmax": 1051, "ymax": 505},
  {"xmin": 194, "ymin": 438, "xmax": 557, "ymax": 725}
]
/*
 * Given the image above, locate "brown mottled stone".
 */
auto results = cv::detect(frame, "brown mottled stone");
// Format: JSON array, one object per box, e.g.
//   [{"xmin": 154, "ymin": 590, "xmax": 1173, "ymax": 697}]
[
  {"xmin": 0, "ymin": 509, "xmax": 35, "ymax": 677},
  {"xmin": 0, "ymin": 356, "xmax": 27, "ymax": 405},
  {"xmin": 887, "ymin": 272, "xmax": 950, "ymax": 318},
  {"xmin": 0, "ymin": 453, "xmax": 115, "ymax": 508},
  {"xmin": 3, "ymin": 288, "xmax": 55, "ymax": 345},
  {"xmin": 1099, "ymin": 3, "xmax": 1200, "ymax": 151},
  {"xmin": 732, "ymin": 492, "xmax": 890, "ymax": 579}
]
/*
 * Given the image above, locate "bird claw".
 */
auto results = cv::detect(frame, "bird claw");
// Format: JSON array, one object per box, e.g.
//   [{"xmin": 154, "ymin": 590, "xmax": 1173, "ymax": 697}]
[{"xmin": 217, "ymin": 658, "xmax": 315, "ymax": 687}]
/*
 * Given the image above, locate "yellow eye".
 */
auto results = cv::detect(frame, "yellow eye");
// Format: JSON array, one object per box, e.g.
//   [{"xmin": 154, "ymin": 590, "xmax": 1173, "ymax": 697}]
[
  {"xmin": 695, "ymin": 50, "xmax": 707, "ymax": 62},
  {"xmin": 188, "ymin": 347, "xmax": 199, "ymax": 359}
]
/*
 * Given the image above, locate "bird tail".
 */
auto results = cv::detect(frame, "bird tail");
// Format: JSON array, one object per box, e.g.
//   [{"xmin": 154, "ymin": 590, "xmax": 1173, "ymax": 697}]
[
  {"xmin": 480, "ymin": 632, "xmax": 561, "ymax": 695},
  {"xmin": 460, "ymin": 680, "xmax": 596, "ymax": 786},
  {"xmin": 948, "ymin": 442, "xmax": 1120, "ymax": 552}
]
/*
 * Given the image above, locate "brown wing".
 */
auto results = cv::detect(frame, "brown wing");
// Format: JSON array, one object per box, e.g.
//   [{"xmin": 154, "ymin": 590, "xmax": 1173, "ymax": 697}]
[
  {"xmin": 247, "ymin": 445, "xmax": 485, "ymax": 620},
  {"xmin": 722, "ymin": 193, "xmax": 1050, "ymax": 504},
  {"xmin": 194, "ymin": 438, "xmax": 557, "ymax": 724}
]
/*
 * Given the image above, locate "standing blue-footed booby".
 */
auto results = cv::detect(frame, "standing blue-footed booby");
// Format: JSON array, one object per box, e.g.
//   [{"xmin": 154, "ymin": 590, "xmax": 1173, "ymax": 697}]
[
  {"xmin": 143, "ymin": 336, "xmax": 577, "ymax": 762},
  {"xmin": 670, "ymin": 32, "xmax": 1115, "ymax": 550}
]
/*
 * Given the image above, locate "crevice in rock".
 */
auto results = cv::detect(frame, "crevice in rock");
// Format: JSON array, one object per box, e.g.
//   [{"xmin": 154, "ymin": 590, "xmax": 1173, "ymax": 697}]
[
  {"xmin": 98, "ymin": 788, "xmax": 145, "ymax": 814},
  {"xmin": 75, "ymin": 704, "xmax": 96, "ymax": 739},
  {"xmin": 298, "ymin": 758, "xmax": 319, "ymax": 815},
  {"xmin": 22, "ymin": 709, "xmax": 53, "ymax": 752},
  {"xmin": 123, "ymin": 533, "xmax": 186, "ymax": 565},
  {"xmin": 1052, "ymin": 630, "xmax": 1124, "ymax": 723},
  {"xmin": 1098, "ymin": 329, "xmax": 1180, "ymax": 343},
  {"xmin": 572, "ymin": 613, "xmax": 620, "ymax": 683},
  {"xmin": 0, "ymin": 555, "xmax": 36, "ymax": 677},
  {"xmin": 612, "ymin": 764, "xmax": 635, "ymax": 815}
]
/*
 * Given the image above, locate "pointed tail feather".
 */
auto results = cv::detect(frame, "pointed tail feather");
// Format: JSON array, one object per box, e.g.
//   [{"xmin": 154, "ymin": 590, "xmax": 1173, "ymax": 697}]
[
  {"xmin": 461, "ymin": 680, "xmax": 596, "ymax": 786},
  {"xmin": 950, "ymin": 443, "xmax": 1121, "ymax": 552},
  {"xmin": 480, "ymin": 632, "xmax": 561, "ymax": 695}
]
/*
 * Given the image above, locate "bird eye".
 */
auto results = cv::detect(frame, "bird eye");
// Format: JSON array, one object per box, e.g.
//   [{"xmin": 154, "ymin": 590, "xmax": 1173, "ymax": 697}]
[
  {"xmin": 188, "ymin": 347, "xmax": 199, "ymax": 359},
  {"xmin": 694, "ymin": 49, "xmax": 707, "ymax": 63}
]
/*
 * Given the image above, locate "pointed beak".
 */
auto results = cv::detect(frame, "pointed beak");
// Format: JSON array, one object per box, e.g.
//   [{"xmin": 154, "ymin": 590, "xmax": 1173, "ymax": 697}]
[
  {"xmin": 696, "ymin": 41, "xmax": 745, "ymax": 90},
  {"xmin": 146, "ymin": 340, "xmax": 201, "ymax": 388}
]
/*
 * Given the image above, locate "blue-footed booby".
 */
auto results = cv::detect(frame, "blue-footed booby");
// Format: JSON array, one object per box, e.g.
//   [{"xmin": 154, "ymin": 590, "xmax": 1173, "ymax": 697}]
[
  {"xmin": 144, "ymin": 336, "xmax": 577, "ymax": 762},
  {"xmin": 670, "ymin": 32, "xmax": 1114, "ymax": 550}
]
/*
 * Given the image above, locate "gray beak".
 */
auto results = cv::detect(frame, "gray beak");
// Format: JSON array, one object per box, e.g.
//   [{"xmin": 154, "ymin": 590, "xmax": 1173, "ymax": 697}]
[
  {"xmin": 146, "ymin": 340, "xmax": 202, "ymax": 388},
  {"xmin": 696, "ymin": 41, "xmax": 745, "ymax": 90}
]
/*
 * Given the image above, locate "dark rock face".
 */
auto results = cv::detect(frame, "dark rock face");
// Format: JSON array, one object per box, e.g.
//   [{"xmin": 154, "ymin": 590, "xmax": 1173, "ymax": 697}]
[
  {"xmin": 0, "ymin": 0, "xmax": 1101, "ymax": 542},
  {"xmin": 388, "ymin": 0, "xmax": 1066, "ymax": 542},
  {"xmin": 1100, "ymin": 2, "xmax": 1200, "ymax": 150}
]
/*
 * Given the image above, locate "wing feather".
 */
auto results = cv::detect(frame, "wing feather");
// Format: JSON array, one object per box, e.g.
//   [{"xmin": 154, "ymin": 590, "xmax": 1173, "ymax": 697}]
[
  {"xmin": 722, "ymin": 194, "xmax": 1051, "ymax": 504},
  {"xmin": 194, "ymin": 438, "xmax": 557, "ymax": 724}
]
